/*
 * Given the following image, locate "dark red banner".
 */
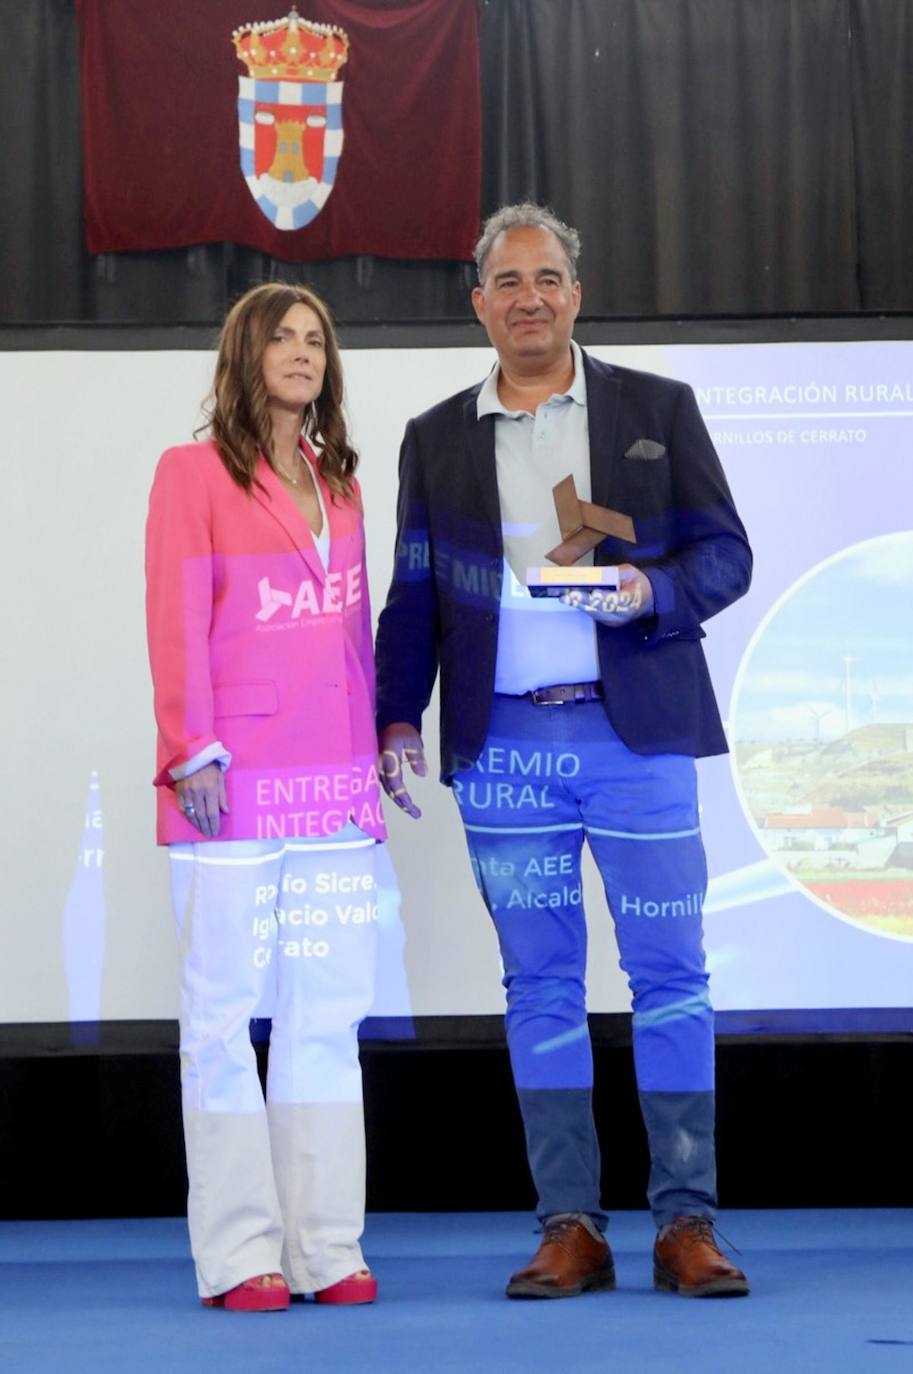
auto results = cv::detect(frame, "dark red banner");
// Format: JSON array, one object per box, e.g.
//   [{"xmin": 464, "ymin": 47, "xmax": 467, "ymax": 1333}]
[{"xmin": 77, "ymin": 0, "xmax": 480, "ymax": 261}]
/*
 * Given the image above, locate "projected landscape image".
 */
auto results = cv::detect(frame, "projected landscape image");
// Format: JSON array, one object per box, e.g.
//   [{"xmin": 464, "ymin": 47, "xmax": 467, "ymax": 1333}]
[{"xmin": 733, "ymin": 533, "xmax": 913, "ymax": 940}]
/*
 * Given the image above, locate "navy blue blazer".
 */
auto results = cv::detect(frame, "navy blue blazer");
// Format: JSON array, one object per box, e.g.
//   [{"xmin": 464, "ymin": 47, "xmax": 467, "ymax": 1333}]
[{"xmin": 375, "ymin": 350, "xmax": 752, "ymax": 779}]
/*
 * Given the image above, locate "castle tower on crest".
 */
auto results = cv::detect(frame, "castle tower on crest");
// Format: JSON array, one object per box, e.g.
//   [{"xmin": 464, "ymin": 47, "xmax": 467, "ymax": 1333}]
[{"xmin": 269, "ymin": 120, "xmax": 310, "ymax": 183}]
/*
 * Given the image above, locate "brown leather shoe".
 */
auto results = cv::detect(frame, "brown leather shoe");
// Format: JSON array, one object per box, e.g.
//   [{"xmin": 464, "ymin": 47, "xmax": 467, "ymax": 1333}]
[
  {"xmin": 506, "ymin": 1217, "xmax": 615, "ymax": 1299},
  {"xmin": 653, "ymin": 1217, "xmax": 749, "ymax": 1297}
]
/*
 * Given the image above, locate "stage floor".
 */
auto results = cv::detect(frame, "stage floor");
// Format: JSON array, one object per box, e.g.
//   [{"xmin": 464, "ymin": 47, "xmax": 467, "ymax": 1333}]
[{"xmin": 2, "ymin": 1210, "xmax": 911, "ymax": 1373}]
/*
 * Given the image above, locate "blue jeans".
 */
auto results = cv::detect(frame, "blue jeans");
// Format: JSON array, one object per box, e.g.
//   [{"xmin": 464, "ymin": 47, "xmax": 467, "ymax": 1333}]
[{"xmin": 452, "ymin": 695, "xmax": 716, "ymax": 1229}]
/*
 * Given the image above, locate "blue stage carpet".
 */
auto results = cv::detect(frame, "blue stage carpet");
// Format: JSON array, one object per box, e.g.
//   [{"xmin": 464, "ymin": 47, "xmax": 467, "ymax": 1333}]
[{"xmin": 1, "ymin": 1211, "xmax": 911, "ymax": 1373}]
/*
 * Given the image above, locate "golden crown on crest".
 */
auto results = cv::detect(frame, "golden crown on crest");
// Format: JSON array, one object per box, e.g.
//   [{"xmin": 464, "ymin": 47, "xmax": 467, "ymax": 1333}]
[{"xmin": 232, "ymin": 7, "xmax": 349, "ymax": 82}]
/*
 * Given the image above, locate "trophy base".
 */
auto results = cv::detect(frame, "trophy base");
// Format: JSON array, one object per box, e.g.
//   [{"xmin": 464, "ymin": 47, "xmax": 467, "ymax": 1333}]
[{"xmin": 526, "ymin": 565, "xmax": 620, "ymax": 599}]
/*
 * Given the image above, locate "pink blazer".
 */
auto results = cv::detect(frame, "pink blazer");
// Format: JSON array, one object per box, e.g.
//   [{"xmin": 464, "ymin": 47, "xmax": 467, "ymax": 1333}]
[{"xmin": 145, "ymin": 439, "xmax": 385, "ymax": 845}]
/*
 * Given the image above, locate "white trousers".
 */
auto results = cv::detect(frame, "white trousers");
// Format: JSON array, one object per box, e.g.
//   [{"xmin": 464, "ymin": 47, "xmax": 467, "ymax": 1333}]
[{"xmin": 169, "ymin": 824, "xmax": 381, "ymax": 1297}]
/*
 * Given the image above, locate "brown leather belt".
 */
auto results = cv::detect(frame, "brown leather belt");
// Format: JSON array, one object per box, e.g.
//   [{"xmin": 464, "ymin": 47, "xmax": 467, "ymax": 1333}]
[{"xmin": 527, "ymin": 682, "xmax": 604, "ymax": 706}]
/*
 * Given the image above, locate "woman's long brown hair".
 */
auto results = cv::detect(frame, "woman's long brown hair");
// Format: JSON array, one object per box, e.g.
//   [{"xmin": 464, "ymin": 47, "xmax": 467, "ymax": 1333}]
[{"xmin": 197, "ymin": 283, "xmax": 358, "ymax": 500}]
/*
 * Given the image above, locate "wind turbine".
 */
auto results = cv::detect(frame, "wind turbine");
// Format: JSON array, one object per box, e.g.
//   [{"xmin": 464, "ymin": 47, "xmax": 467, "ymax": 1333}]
[
  {"xmin": 807, "ymin": 705, "xmax": 834, "ymax": 743},
  {"xmin": 842, "ymin": 656, "xmax": 856, "ymax": 736}
]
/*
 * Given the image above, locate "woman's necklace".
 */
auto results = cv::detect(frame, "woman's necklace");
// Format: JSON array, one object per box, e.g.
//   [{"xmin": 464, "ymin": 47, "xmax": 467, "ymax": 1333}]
[{"xmin": 274, "ymin": 449, "xmax": 305, "ymax": 486}]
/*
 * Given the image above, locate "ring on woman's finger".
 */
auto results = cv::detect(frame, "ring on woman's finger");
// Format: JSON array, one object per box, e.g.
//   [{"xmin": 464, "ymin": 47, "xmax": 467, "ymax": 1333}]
[{"xmin": 183, "ymin": 802, "xmax": 197, "ymax": 814}]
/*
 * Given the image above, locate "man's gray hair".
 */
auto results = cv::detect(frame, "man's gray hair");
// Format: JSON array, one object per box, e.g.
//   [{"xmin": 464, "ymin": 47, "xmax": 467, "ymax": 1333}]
[{"xmin": 474, "ymin": 202, "xmax": 581, "ymax": 283}]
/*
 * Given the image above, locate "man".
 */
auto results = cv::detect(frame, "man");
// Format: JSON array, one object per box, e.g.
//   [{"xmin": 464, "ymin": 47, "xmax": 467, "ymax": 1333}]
[{"xmin": 375, "ymin": 204, "xmax": 752, "ymax": 1299}]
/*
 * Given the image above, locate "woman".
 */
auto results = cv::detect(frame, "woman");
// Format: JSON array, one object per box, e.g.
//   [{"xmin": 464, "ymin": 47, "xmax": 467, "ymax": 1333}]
[{"xmin": 146, "ymin": 284, "xmax": 386, "ymax": 1311}]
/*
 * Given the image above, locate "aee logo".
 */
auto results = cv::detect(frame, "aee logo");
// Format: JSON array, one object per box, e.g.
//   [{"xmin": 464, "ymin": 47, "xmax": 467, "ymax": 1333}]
[
  {"xmin": 256, "ymin": 579, "xmax": 292, "ymax": 620},
  {"xmin": 256, "ymin": 568, "xmax": 362, "ymax": 622}
]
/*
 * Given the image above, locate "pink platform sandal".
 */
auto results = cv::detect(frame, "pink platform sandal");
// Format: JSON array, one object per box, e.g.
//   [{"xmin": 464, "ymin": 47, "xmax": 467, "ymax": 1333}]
[
  {"xmin": 314, "ymin": 1269, "xmax": 378, "ymax": 1305},
  {"xmin": 202, "ymin": 1272, "xmax": 290, "ymax": 1312}
]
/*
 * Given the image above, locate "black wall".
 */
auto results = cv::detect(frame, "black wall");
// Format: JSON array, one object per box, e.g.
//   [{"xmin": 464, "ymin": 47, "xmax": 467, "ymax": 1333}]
[
  {"xmin": 2, "ymin": 1036, "xmax": 912, "ymax": 1219},
  {"xmin": 3, "ymin": 0, "xmax": 913, "ymax": 324}
]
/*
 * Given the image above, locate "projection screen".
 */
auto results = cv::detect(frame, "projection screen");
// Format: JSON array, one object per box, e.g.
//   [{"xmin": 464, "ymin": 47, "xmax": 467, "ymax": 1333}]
[{"xmin": 2, "ymin": 331, "xmax": 912, "ymax": 1036}]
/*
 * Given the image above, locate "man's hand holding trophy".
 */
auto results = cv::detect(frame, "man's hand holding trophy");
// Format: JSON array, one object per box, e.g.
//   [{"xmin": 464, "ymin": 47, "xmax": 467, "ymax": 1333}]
[{"xmin": 526, "ymin": 475, "xmax": 653, "ymax": 625}]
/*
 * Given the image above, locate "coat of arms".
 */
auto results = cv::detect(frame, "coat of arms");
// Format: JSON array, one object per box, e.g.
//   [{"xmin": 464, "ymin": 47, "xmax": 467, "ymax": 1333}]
[{"xmin": 232, "ymin": 7, "xmax": 349, "ymax": 230}]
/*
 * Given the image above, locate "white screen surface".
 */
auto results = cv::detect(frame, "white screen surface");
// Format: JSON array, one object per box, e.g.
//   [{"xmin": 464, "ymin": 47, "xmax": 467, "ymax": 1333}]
[{"xmin": 2, "ymin": 338, "xmax": 912, "ymax": 1024}]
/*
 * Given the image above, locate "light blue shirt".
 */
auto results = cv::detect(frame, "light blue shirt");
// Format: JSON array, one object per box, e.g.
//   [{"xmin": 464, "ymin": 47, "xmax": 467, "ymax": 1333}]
[{"xmin": 477, "ymin": 340, "xmax": 601, "ymax": 694}]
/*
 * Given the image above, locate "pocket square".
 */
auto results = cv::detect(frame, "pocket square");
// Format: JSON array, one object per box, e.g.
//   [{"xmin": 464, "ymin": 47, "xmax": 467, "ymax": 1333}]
[{"xmin": 624, "ymin": 439, "xmax": 666, "ymax": 461}]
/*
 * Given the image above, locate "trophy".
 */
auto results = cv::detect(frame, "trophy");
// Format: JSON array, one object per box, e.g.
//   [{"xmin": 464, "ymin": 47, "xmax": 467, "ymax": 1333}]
[{"xmin": 527, "ymin": 475, "xmax": 636, "ymax": 601}]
